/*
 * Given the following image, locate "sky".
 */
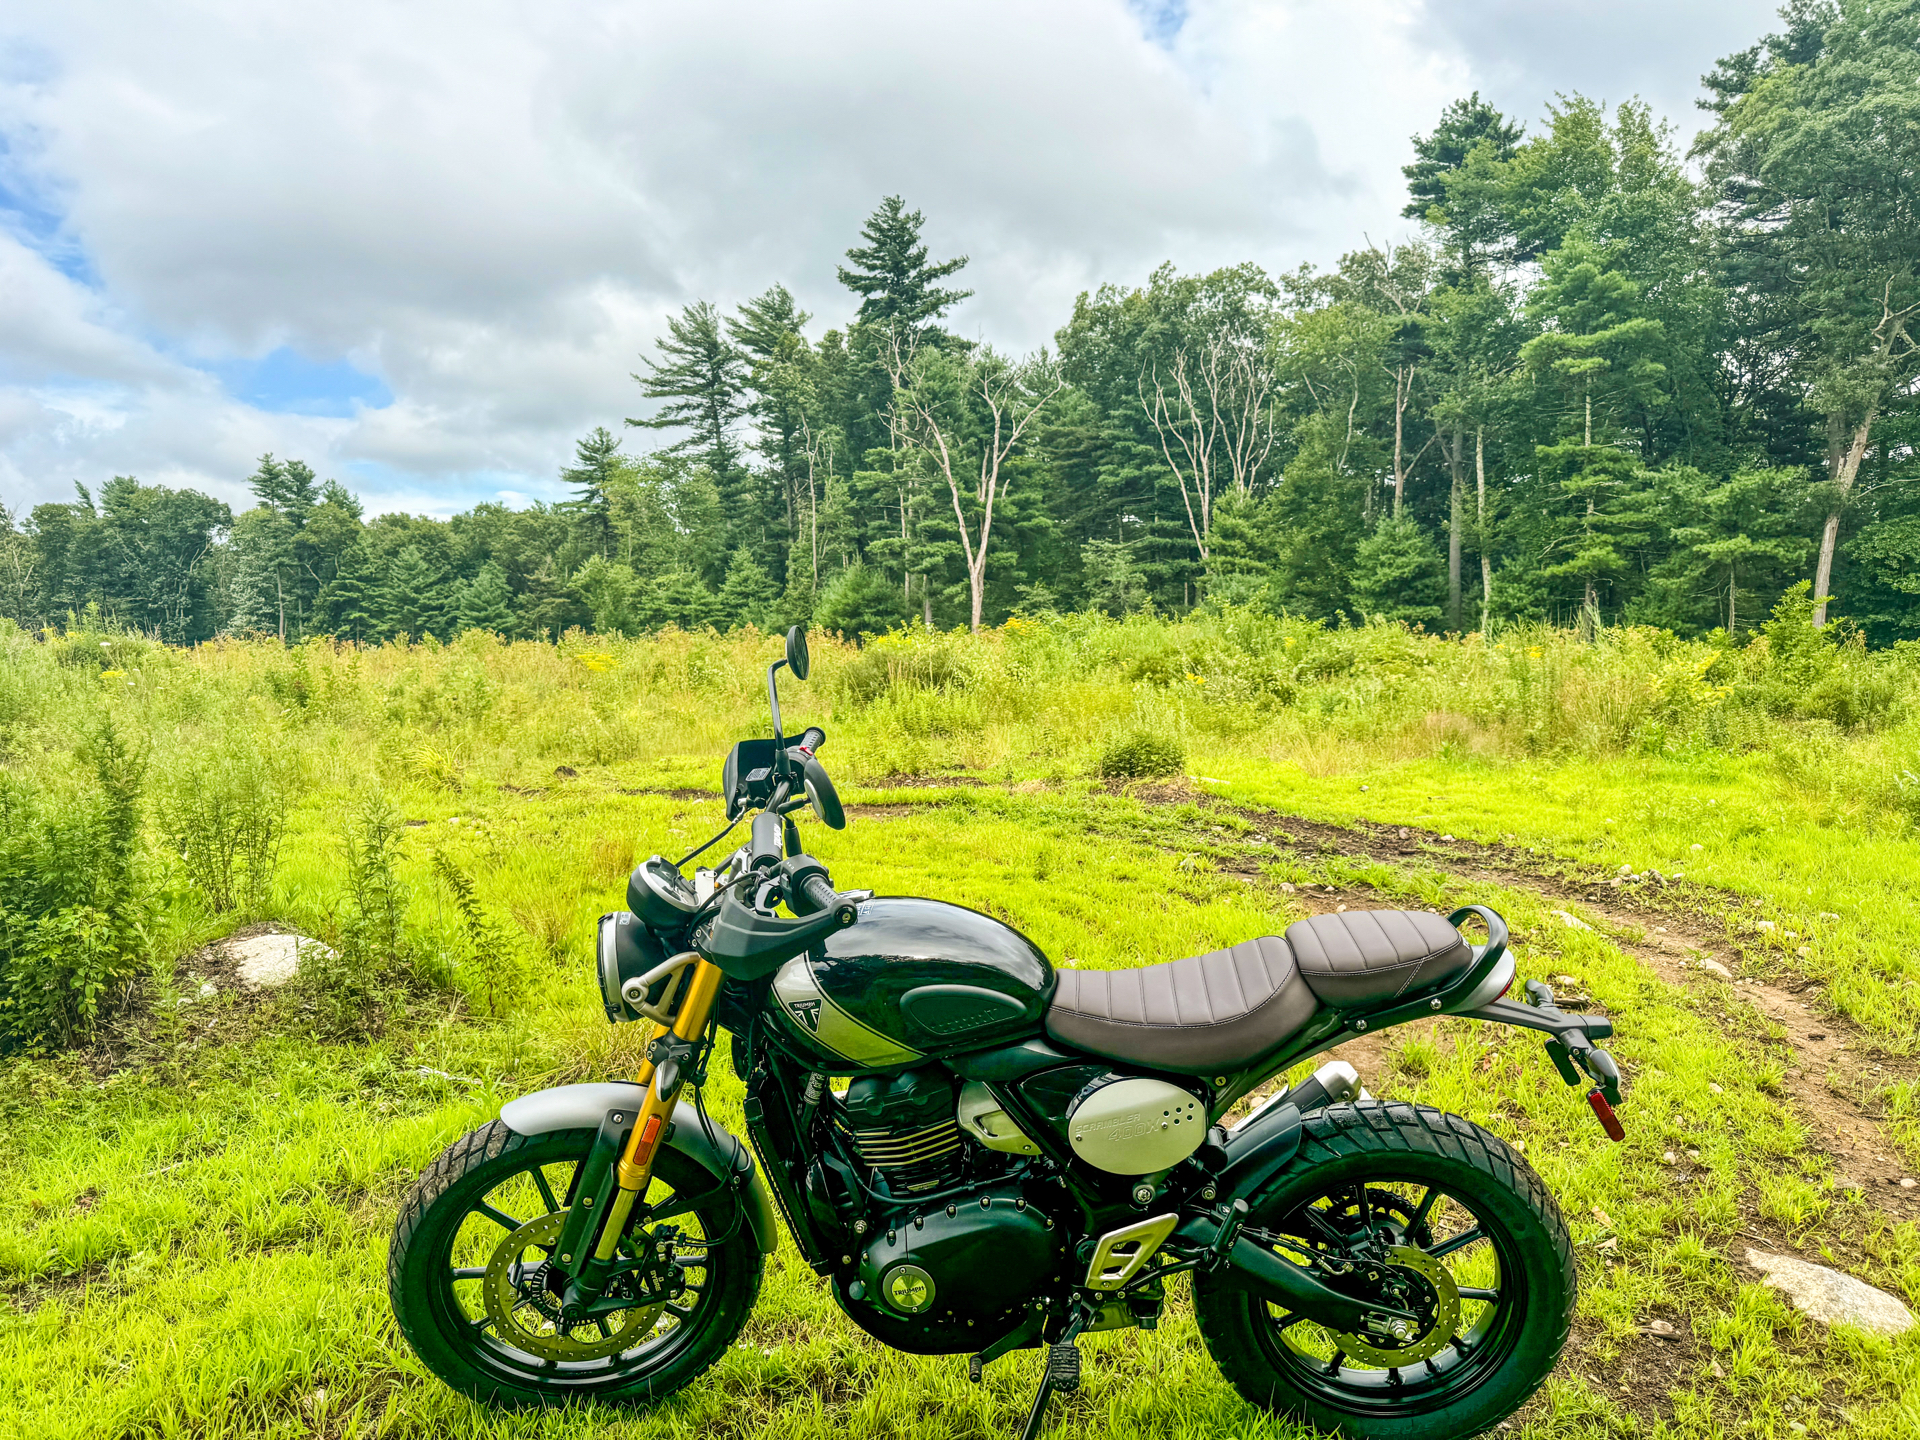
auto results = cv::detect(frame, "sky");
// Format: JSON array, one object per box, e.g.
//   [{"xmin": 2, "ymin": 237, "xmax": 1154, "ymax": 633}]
[{"xmin": 0, "ymin": 0, "xmax": 1785, "ymax": 520}]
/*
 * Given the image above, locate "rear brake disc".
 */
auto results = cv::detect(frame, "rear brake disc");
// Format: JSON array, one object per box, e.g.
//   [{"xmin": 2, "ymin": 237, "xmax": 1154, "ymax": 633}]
[{"xmin": 1331, "ymin": 1243, "xmax": 1462, "ymax": 1366}]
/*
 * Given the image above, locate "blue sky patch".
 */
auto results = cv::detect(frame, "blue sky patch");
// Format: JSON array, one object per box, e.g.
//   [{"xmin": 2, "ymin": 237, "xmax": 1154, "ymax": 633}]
[
  {"xmin": 1128, "ymin": 0, "xmax": 1189, "ymax": 48},
  {"xmin": 210, "ymin": 347, "xmax": 393, "ymax": 417}
]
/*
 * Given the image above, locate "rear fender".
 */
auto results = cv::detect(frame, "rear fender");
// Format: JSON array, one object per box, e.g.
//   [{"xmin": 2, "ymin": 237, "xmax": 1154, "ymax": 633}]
[
  {"xmin": 1211, "ymin": 1098, "xmax": 1305, "ymax": 1205},
  {"xmin": 499, "ymin": 1081, "xmax": 779, "ymax": 1254}
]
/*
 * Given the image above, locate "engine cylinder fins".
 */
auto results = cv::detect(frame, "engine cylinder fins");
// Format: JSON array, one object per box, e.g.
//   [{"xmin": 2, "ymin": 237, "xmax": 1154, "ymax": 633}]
[
  {"xmin": 835, "ymin": 1115, "xmax": 967, "ymax": 1194},
  {"xmin": 1066, "ymin": 1076, "xmax": 1207, "ymax": 1175}
]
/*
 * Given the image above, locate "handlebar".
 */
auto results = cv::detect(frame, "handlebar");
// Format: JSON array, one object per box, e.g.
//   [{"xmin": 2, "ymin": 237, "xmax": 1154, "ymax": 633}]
[{"xmin": 797, "ymin": 726, "xmax": 826, "ymax": 753}]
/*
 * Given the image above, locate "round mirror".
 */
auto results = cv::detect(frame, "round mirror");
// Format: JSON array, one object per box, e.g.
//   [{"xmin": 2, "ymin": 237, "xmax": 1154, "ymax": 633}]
[{"xmin": 785, "ymin": 624, "xmax": 810, "ymax": 681}]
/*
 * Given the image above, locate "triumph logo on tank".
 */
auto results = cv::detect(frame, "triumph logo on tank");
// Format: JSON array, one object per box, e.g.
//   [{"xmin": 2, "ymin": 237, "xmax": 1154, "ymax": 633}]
[{"xmin": 788, "ymin": 999, "xmax": 822, "ymax": 1031}]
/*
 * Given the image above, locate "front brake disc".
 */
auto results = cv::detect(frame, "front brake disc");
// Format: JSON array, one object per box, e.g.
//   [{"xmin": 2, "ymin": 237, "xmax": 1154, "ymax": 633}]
[
  {"xmin": 1331, "ymin": 1243, "xmax": 1462, "ymax": 1366},
  {"xmin": 483, "ymin": 1211, "xmax": 666, "ymax": 1361}
]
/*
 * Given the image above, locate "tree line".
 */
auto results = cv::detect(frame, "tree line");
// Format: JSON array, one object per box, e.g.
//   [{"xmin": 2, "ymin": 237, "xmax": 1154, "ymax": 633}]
[{"xmin": 3, "ymin": 0, "xmax": 1914, "ymax": 648}]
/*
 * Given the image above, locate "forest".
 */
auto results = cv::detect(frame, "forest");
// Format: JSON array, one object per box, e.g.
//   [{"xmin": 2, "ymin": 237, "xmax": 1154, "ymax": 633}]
[{"xmin": 1, "ymin": 0, "xmax": 1915, "ymax": 651}]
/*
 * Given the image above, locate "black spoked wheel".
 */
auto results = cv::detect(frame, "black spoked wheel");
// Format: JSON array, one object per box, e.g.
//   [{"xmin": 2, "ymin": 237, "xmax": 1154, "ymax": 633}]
[
  {"xmin": 1196, "ymin": 1102, "xmax": 1574, "ymax": 1440},
  {"xmin": 389, "ymin": 1121, "xmax": 761, "ymax": 1407}
]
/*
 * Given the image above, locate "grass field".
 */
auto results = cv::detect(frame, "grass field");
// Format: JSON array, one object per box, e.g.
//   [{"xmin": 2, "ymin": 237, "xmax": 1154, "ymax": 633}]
[{"xmin": 1, "ymin": 611, "xmax": 1916, "ymax": 1438}]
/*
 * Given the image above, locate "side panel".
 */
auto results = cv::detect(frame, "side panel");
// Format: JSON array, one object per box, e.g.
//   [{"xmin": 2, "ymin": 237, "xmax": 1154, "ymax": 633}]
[{"xmin": 498, "ymin": 1083, "xmax": 779, "ymax": 1254}]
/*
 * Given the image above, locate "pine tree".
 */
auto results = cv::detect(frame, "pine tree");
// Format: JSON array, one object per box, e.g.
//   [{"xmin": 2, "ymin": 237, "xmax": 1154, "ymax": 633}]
[
  {"xmin": 628, "ymin": 301, "xmax": 748, "ymax": 482},
  {"xmin": 1534, "ymin": 444, "xmax": 1656, "ymax": 634},
  {"xmin": 457, "ymin": 560, "xmax": 516, "ymax": 635},
  {"xmin": 837, "ymin": 196, "xmax": 972, "ymax": 340},
  {"xmin": 715, "ymin": 546, "xmax": 777, "ymax": 631},
  {"xmin": 560, "ymin": 428, "xmax": 624, "ymax": 557},
  {"xmin": 812, "ymin": 563, "xmax": 910, "ymax": 641},
  {"xmin": 1349, "ymin": 515, "xmax": 1447, "ymax": 629},
  {"xmin": 516, "ymin": 557, "xmax": 588, "ymax": 640},
  {"xmin": 314, "ymin": 541, "xmax": 380, "ymax": 641},
  {"xmin": 380, "ymin": 545, "xmax": 454, "ymax": 640},
  {"xmin": 248, "ymin": 454, "xmax": 320, "ymax": 526},
  {"xmin": 224, "ymin": 507, "xmax": 294, "ymax": 637},
  {"xmin": 1403, "ymin": 94, "xmax": 1525, "ymax": 276}
]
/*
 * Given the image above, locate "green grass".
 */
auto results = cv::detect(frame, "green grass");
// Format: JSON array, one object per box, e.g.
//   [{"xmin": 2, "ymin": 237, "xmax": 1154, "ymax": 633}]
[{"xmin": 1, "ymin": 612, "xmax": 1916, "ymax": 1436}]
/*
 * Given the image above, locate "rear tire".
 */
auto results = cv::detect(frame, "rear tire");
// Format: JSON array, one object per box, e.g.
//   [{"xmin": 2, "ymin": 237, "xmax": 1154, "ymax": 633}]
[
  {"xmin": 1195, "ymin": 1101, "xmax": 1574, "ymax": 1440},
  {"xmin": 389, "ymin": 1121, "xmax": 762, "ymax": 1407}
]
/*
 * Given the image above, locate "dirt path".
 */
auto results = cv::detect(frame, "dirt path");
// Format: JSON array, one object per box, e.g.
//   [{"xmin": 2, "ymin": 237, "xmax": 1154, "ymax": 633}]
[{"xmin": 1187, "ymin": 793, "xmax": 1916, "ymax": 1213}]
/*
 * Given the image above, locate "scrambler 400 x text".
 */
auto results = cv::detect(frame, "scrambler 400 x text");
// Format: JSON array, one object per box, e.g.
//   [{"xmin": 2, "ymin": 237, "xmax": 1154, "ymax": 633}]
[{"xmin": 389, "ymin": 626, "xmax": 1628, "ymax": 1439}]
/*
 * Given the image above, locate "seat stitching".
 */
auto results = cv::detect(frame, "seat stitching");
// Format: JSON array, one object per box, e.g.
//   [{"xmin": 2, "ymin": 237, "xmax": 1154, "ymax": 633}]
[
  {"xmin": 1047, "ymin": 999, "xmax": 1296, "ymax": 1033},
  {"xmin": 1196, "ymin": 952, "xmax": 1217, "ymax": 1026}
]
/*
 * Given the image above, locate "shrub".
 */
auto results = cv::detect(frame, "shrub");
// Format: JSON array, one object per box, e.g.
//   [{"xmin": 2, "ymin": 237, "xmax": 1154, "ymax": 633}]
[
  {"xmin": 1098, "ymin": 727, "xmax": 1186, "ymax": 780},
  {"xmin": 834, "ymin": 625, "xmax": 977, "ymax": 705},
  {"xmin": 0, "ymin": 719, "xmax": 149, "ymax": 1053},
  {"xmin": 300, "ymin": 792, "xmax": 414, "ymax": 1033}
]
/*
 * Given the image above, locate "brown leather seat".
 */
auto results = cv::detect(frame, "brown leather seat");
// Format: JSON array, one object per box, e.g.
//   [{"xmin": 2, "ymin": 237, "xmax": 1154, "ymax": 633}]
[
  {"xmin": 1044, "ymin": 935, "xmax": 1318, "ymax": 1076},
  {"xmin": 1284, "ymin": 910, "xmax": 1471, "ymax": 1006},
  {"xmin": 1042, "ymin": 911, "xmax": 1470, "ymax": 1075}
]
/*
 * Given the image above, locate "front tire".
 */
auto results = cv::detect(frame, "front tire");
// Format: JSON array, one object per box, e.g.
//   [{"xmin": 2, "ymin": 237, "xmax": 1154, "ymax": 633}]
[
  {"xmin": 389, "ymin": 1120, "xmax": 762, "ymax": 1407},
  {"xmin": 1195, "ymin": 1101, "xmax": 1575, "ymax": 1440}
]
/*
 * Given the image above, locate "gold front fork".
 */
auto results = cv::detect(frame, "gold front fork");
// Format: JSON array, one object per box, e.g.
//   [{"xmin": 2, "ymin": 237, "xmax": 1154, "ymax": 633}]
[{"xmin": 590, "ymin": 959, "xmax": 726, "ymax": 1260}]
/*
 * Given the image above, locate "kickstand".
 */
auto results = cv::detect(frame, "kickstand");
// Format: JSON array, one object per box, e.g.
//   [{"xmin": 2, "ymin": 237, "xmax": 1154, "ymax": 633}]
[{"xmin": 1019, "ymin": 1318, "xmax": 1086, "ymax": 1441}]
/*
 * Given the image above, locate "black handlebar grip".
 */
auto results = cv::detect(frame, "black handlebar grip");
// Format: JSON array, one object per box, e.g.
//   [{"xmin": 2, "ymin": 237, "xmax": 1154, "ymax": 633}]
[
  {"xmin": 798, "ymin": 726, "xmax": 826, "ymax": 753},
  {"xmin": 801, "ymin": 873, "xmax": 838, "ymax": 912}
]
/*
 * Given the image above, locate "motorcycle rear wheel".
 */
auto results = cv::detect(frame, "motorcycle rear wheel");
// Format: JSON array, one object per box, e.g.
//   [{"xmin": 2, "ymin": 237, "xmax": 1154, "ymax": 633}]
[
  {"xmin": 1195, "ymin": 1100, "xmax": 1574, "ymax": 1440},
  {"xmin": 389, "ymin": 1120, "xmax": 761, "ymax": 1407}
]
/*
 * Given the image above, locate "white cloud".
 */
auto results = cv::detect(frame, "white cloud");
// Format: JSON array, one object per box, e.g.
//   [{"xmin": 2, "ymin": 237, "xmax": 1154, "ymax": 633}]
[{"xmin": 0, "ymin": 0, "xmax": 1783, "ymax": 514}]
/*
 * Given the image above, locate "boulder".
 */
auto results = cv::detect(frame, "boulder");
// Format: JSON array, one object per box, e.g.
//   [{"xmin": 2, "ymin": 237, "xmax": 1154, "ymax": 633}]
[
  {"xmin": 1745, "ymin": 1249, "xmax": 1916, "ymax": 1336},
  {"xmin": 226, "ymin": 932, "xmax": 333, "ymax": 990}
]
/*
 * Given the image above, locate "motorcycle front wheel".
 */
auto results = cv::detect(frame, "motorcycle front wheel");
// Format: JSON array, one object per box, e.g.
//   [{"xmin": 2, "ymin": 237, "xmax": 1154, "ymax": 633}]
[
  {"xmin": 1195, "ymin": 1101, "xmax": 1575, "ymax": 1440},
  {"xmin": 388, "ymin": 1120, "xmax": 762, "ymax": 1407}
]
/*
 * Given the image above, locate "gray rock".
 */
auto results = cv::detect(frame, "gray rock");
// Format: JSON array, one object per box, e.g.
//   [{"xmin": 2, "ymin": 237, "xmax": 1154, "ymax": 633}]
[
  {"xmin": 1698, "ymin": 958, "xmax": 1734, "ymax": 981},
  {"xmin": 1745, "ymin": 1248, "xmax": 1916, "ymax": 1336}
]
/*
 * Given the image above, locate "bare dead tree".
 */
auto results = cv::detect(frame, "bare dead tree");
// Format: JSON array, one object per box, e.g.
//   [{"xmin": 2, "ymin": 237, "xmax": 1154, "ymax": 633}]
[
  {"xmin": 1810, "ymin": 279, "xmax": 1917, "ymax": 626},
  {"xmin": 888, "ymin": 337, "xmax": 1063, "ymax": 632},
  {"xmin": 1137, "ymin": 335, "xmax": 1278, "ymax": 561}
]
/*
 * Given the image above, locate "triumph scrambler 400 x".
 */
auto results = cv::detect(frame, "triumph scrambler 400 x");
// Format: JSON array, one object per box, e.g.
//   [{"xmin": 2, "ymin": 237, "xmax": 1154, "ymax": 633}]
[{"xmin": 390, "ymin": 626, "xmax": 1628, "ymax": 1439}]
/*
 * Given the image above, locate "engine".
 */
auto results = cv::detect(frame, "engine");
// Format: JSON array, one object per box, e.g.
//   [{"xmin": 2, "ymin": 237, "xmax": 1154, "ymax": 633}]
[
  {"xmin": 833, "ymin": 1069, "xmax": 967, "ymax": 1195},
  {"xmin": 821, "ymin": 1067, "xmax": 1066, "ymax": 1353}
]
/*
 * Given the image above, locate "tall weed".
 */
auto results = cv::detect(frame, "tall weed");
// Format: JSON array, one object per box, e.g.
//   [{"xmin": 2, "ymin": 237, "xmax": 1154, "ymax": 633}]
[
  {"xmin": 158, "ymin": 747, "xmax": 292, "ymax": 914},
  {"xmin": 299, "ymin": 792, "xmax": 414, "ymax": 1034},
  {"xmin": 433, "ymin": 851, "xmax": 525, "ymax": 1018}
]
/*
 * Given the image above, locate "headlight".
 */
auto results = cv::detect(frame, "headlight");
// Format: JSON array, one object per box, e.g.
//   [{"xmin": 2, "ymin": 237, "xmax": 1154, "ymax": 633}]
[{"xmin": 596, "ymin": 911, "xmax": 668, "ymax": 1024}]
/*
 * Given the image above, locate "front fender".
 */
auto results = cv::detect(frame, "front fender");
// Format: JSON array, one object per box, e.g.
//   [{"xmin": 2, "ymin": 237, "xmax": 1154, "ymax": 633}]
[{"xmin": 499, "ymin": 1081, "xmax": 779, "ymax": 1255}]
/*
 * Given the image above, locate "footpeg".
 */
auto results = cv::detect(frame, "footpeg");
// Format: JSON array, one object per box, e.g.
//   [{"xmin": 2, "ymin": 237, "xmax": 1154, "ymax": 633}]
[
  {"xmin": 1020, "ymin": 1337, "xmax": 1084, "ymax": 1439},
  {"xmin": 1046, "ymin": 1341, "xmax": 1080, "ymax": 1394}
]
